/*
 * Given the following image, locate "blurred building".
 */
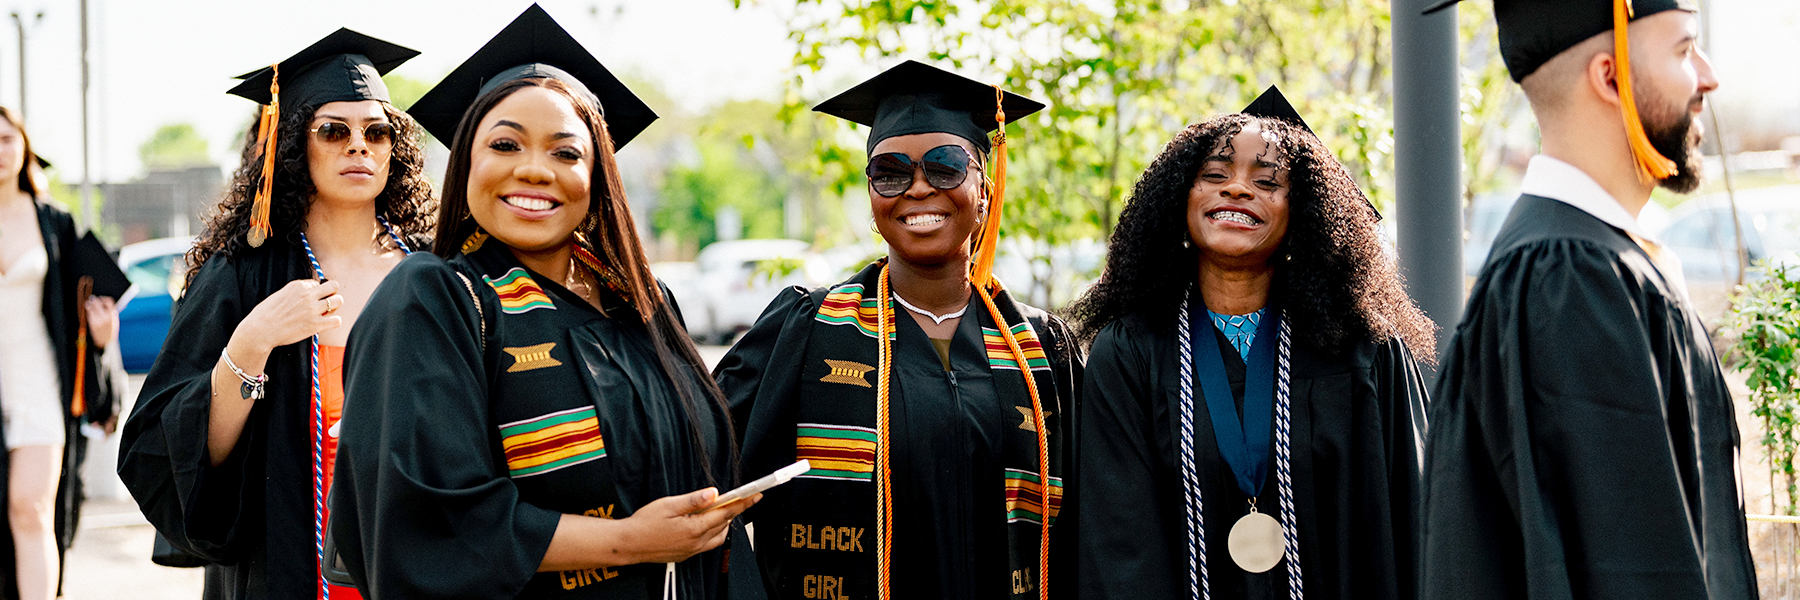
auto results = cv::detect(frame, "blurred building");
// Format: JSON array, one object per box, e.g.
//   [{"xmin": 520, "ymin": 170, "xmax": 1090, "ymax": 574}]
[{"xmin": 102, "ymin": 166, "xmax": 224, "ymax": 245}]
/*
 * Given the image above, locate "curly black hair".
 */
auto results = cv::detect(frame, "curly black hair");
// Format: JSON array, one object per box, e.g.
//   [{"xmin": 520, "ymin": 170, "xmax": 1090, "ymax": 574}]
[
  {"xmin": 186, "ymin": 102, "xmax": 434, "ymax": 284},
  {"xmin": 1067, "ymin": 113, "xmax": 1435, "ymax": 360}
]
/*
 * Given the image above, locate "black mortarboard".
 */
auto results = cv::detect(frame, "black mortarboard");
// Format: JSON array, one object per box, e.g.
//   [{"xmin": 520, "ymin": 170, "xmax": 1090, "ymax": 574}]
[
  {"xmin": 407, "ymin": 4, "xmax": 658, "ymax": 150},
  {"xmin": 1241, "ymin": 85, "xmax": 1381, "ymax": 220},
  {"xmin": 1423, "ymin": 0, "xmax": 1696, "ymax": 83},
  {"xmin": 813, "ymin": 60, "xmax": 1045, "ymax": 155},
  {"xmin": 71, "ymin": 232, "xmax": 130, "ymax": 300},
  {"xmin": 226, "ymin": 28, "xmax": 419, "ymax": 108}
]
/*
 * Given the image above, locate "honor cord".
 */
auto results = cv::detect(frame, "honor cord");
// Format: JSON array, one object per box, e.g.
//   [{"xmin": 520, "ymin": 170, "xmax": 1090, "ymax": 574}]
[
  {"xmin": 301, "ymin": 218, "xmax": 410, "ymax": 599},
  {"xmin": 1177, "ymin": 289, "xmax": 1302, "ymax": 599}
]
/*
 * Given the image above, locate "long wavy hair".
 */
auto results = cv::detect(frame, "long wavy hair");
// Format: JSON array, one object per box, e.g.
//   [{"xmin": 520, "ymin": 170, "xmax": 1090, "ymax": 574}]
[
  {"xmin": 1068, "ymin": 113, "xmax": 1435, "ymax": 359},
  {"xmin": 433, "ymin": 77, "xmax": 736, "ymax": 486},
  {"xmin": 187, "ymin": 102, "xmax": 434, "ymax": 284},
  {"xmin": 0, "ymin": 106, "xmax": 43, "ymax": 196}
]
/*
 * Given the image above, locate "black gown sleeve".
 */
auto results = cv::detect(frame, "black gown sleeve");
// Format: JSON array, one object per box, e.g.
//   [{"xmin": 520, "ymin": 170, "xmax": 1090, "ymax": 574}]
[
  {"xmin": 332, "ymin": 254, "xmax": 561, "ymax": 599},
  {"xmin": 1371, "ymin": 337, "xmax": 1428, "ymax": 600},
  {"xmin": 1034, "ymin": 312, "xmax": 1084, "ymax": 600},
  {"xmin": 117, "ymin": 255, "xmax": 256, "ymax": 561},
  {"xmin": 712, "ymin": 285, "xmax": 814, "ymax": 466},
  {"xmin": 1421, "ymin": 240, "xmax": 1712, "ymax": 599},
  {"xmin": 1075, "ymin": 318, "xmax": 1181, "ymax": 599}
]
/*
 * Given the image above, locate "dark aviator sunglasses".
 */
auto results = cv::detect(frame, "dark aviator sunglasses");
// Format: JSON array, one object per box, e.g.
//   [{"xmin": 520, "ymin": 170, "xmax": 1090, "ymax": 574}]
[
  {"xmin": 309, "ymin": 122, "xmax": 396, "ymax": 147},
  {"xmin": 865, "ymin": 144, "xmax": 975, "ymax": 198}
]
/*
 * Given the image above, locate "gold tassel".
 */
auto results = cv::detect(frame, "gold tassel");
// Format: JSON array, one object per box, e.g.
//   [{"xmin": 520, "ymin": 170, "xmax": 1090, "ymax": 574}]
[
  {"xmin": 248, "ymin": 63, "xmax": 280, "ymax": 247},
  {"xmin": 1614, "ymin": 0, "xmax": 1679, "ymax": 182},
  {"xmin": 969, "ymin": 85, "xmax": 1007, "ymax": 289}
]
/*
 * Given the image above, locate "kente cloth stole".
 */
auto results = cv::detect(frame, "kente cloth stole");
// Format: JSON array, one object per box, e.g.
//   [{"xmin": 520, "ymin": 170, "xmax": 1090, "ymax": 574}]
[{"xmin": 780, "ymin": 261, "xmax": 1064, "ymax": 597}]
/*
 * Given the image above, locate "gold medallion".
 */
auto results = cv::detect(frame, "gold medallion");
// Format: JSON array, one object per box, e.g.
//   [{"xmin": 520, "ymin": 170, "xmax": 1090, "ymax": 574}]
[{"xmin": 1227, "ymin": 510, "xmax": 1284, "ymax": 573}]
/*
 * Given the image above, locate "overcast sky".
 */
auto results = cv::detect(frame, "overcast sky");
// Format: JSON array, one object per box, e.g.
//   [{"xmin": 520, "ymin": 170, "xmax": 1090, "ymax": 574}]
[{"xmin": 0, "ymin": 0, "xmax": 1791, "ymax": 186}]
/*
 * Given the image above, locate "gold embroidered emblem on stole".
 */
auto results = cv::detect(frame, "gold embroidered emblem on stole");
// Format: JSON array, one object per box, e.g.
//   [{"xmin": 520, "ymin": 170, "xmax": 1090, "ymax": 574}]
[
  {"xmin": 820, "ymin": 359, "xmax": 875, "ymax": 388},
  {"xmin": 504, "ymin": 343, "xmax": 562, "ymax": 373},
  {"xmin": 1016, "ymin": 406, "xmax": 1052, "ymax": 432}
]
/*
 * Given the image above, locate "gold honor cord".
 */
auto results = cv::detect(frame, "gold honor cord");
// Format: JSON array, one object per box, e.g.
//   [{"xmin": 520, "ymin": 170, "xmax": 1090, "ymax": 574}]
[
  {"xmin": 1614, "ymin": 0, "xmax": 1679, "ymax": 182},
  {"xmin": 974, "ymin": 282, "xmax": 1051, "ymax": 600},
  {"xmin": 969, "ymin": 85, "xmax": 1007, "ymax": 289},
  {"xmin": 875, "ymin": 266, "xmax": 896, "ymax": 600},
  {"xmin": 248, "ymin": 62, "xmax": 281, "ymax": 248},
  {"xmin": 870, "ymin": 265, "xmax": 1053, "ymax": 600}
]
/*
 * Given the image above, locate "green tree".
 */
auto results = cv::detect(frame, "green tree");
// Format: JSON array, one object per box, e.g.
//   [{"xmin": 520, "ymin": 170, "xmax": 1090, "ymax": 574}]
[{"xmin": 139, "ymin": 123, "xmax": 212, "ymax": 170}]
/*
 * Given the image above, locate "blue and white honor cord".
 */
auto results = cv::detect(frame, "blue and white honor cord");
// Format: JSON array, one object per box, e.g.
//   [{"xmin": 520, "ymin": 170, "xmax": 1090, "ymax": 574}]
[
  {"xmin": 299, "ymin": 217, "xmax": 411, "ymax": 599},
  {"xmin": 1176, "ymin": 288, "xmax": 1303, "ymax": 600}
]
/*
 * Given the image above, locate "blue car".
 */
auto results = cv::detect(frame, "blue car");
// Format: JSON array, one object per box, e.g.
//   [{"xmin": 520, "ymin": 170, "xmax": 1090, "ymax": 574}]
[{"xmin": 117, "ymin": 237, "xmax": 193, "ymax": 373}]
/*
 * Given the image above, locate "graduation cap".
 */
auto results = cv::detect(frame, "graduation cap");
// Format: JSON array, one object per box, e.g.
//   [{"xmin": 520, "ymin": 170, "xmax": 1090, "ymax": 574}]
[
  {"xmin": 1240, "ymin": 85, "xmax": 1381, "ymax": 221},
  {"xmin": 227, "ymin": 28, "xmax": 419, "ymax": 248},
  {"xmin": 813, "ymin": 60, "xmax": 1045, "ymax": 155},
  {"xmin": 70, "ymin": 232, "xmax": 130, "ymax": 300},
  {"xmin": 407, "ymin": 4, "xmax": 658, "ymax": 150},
  {"xmin": 226, "ymin": 28, "xmax": 419, "ymax": 108},
  {"xmin": 1423, "ymin": 0, "xmax": 1694, "ymax": 84},
  {"xmin": 1423, "ymin": 0, "xmax": 1693, "ymax": 181}
]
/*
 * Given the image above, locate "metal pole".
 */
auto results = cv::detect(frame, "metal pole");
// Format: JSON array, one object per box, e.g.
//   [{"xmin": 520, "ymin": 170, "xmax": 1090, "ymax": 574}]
[
  {"xmin": 80, "ymin": 0, "xmax": 92, "ymax": 228},
  {"xmin": 1391, "ymin": 0, "xmax": 1464, "ymax": 372},
  {"xmin": 11, "ymin": 12, "xmax": 23, "ymax": 119}
]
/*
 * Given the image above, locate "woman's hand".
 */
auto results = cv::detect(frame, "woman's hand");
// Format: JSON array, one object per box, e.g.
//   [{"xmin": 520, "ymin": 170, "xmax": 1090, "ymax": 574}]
[
  {"xmin": 225, "ymin": 279, "xmax": 343, "ymax": 372},
  {"xmin": 83, "ymin": 296, "xmax": 117, "ymax": 349},
  {"xmin": 614, "ymin": 487, "xmax": 759, "ymax": 565}
]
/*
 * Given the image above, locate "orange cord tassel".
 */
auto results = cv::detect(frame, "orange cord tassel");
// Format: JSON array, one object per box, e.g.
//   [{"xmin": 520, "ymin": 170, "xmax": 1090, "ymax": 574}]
[
  {"xmin": 248, "ymin": 63, "xmax": 280, "ymax": 247},
  {"xmin": 69, "ymin": 277, "xmax": 92, "ymax": 417},
  {"xmin": 1614, "ymin": 0, "xmax": 1679, "ymax": 183},
  {"xmin": 975, "ymin": 282, "xmax": 1052, "ymax": 600},
  {"xmin": 969, "ymin": 85, "xmax": 1007, "ymax": 290}
]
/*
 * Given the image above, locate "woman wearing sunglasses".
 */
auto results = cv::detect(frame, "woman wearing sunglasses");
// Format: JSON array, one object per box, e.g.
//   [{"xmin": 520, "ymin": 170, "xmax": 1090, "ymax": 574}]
[
  {"xmin": 715, "ymin": 61, "xmax": 1081, "ymax": 600},
  {"xmin": 328, "ymin": 7, "xmax": 747, "ymax": 599},
  {"xmin": 119, "ymin": 30, "xmax": 432, "ymax": 600},
  {"xmin": 1067, "ymin": 88, "xmax": 1432, "ymax": 599}
]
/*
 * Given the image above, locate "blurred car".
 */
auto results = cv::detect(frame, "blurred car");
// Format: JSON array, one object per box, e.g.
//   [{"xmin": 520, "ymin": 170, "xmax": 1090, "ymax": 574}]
[
  {"xmin": 1462, "ymin": 191, "xmax": 1669, "ymax": 278},
  {"xmin": 117, "ymin": 237, "xmax": 194, "ymax": 373},
  {"xmin": 1653, "ymin": 185, "xmax": 1800, "ymax": 321},
  {"xmin": 690, "ymin": 239, "xmax": 834, "ymax": 344}
]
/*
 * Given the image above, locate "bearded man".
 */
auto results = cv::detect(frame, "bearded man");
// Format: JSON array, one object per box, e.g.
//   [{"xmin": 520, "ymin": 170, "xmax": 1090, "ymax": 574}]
[{"xmin": 1417, "ymin": 0, "xmax": 1755, "ymax": 598}]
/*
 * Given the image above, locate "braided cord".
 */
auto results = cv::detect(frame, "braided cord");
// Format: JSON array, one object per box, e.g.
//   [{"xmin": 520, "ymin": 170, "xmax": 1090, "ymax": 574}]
[
  {"xmin": 1274, "ymin": 316, "xmax": 1303, "ymax": 599},
  {"xmin": 300, "ymin": 221, "xmax": 409, "ymax": 599},
  {"xmin": 974, "ymin": 283, "xmax": 1051, "ymax": 599},
  {"xmin": 875, "ymin": 266, "xmax": 895, "ymax": 600},
  {"xmin": 1176, "ymin": 289, "xmax": 1209, "ymax": 600},
  {"xmin": 299, "ymin": 233, "xmax": 329, "ymax": 600}
]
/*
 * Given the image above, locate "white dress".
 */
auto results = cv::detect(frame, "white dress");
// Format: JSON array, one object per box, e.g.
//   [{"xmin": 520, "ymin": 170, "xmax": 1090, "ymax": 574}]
[{"xmin": 0, "ymin": 244, "xmax": 67, "ymax": 449}]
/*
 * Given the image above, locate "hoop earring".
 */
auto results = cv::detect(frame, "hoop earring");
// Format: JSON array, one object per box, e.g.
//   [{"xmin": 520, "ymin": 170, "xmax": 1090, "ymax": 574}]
[{"xmin": 870, "ymin": 217, "xmax": 879, "ymax": 234}]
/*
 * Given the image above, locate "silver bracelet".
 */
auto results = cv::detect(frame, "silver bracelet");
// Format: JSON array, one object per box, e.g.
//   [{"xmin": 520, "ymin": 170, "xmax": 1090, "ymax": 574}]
[{"xmin": 220, "ymin": 348, "xmax": 268, "ymax": 401}]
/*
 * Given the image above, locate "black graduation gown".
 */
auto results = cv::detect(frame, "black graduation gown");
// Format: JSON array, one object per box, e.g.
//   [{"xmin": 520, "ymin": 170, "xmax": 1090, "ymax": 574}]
[
  {"xmin": 1077, "ymin": 311, "xmax": 1427, "ymax": 599},
  {"xmin": 119, "ymin": 238, "xmax": 324, "ymax": 600},
  {"xmin": 0, "ymin": 200, "xmax": 120, "ymax": 600},
  {"xmin": 1421, "ymin": 194, "xmax": 1759, "ymax": 599},
  {"xmin": 715, "ymin": 284, "xmax": 1082, "ymax": 600},
  {"xmin": 329, "ymin": 244, "xmax": 732, "ymax": 599}
]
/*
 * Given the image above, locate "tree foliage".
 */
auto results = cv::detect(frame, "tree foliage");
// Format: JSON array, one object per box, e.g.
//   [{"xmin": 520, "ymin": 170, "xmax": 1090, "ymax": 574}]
[
  {"xmin": 1727, "ymin": 262, "xmax": 1800, "ymax": 516},
  {"xmin": 733, "ymin": 0, "xmax": 1519, "ymax": 303},
  {"xmin": 139, "ymin": 123, "xmax": 212, "ymax": 170}
]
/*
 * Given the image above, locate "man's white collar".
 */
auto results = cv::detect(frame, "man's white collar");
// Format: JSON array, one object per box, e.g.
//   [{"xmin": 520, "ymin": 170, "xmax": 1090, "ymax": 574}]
[{"xmin": 1519, "ymin": 155, "xmax": 1660, "ymax": 244}]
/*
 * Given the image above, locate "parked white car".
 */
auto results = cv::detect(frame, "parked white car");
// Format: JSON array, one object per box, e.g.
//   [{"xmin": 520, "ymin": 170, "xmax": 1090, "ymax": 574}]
[
  {"xmin": 689, "ymin": 239, "xmax": 835, "ymax": 344},
  {"xmin": 1653, "ymin": 185, "xmax": 1800, "ymax": 321}
]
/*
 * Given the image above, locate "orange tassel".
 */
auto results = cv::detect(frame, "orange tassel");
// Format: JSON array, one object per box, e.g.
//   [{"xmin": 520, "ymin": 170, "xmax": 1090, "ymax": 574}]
[
  {"xmin": 969, "ymin": 85, "xmax": 1007, "ymax": 289},
  {"xmin": 248, "ymin": 63, "xmax": 280, "ymax": 247},
  {"xmin": 1614, "ymin": 0, "xmax": 1679, "ymax": 182},
  {"xmin": 70, "ymin": 276, "xmax": 92, "ymax": 417},
  {"xmin": 874, "ymin": 265, "xmax": 895, "ymax": 600},
  {"xmin": 974, "ymin": 281, "xmax": 1051, "ymax": 600}
]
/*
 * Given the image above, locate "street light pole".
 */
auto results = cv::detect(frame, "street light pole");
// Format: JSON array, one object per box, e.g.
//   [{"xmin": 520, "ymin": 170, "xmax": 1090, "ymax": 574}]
[
  {"xmin": 80, "ymin": 0, "xmax": 93, "ymax": 227},
  {"xmin": 1391, "ymin": 0, "xmax": 1465, "ymax": 373},
  {"xmin": 9, "ymin": 11, "xmax": 40, "ymax": 119}
]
